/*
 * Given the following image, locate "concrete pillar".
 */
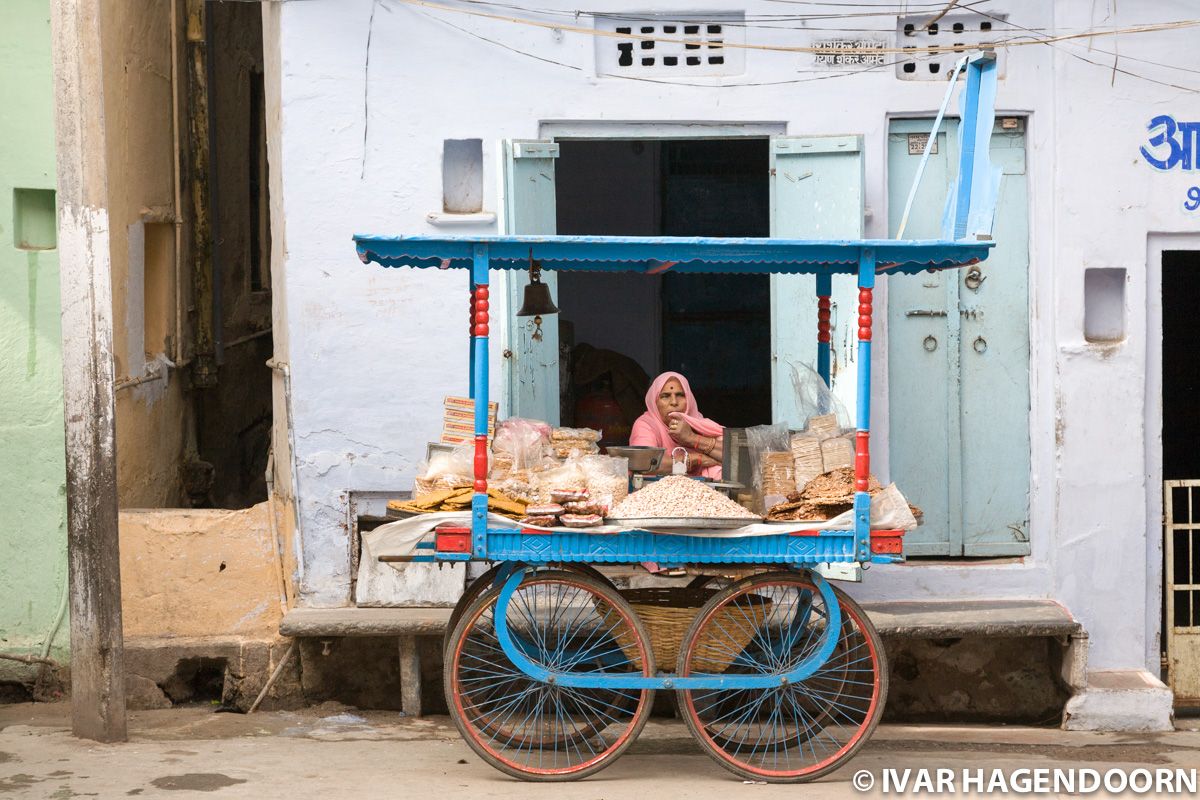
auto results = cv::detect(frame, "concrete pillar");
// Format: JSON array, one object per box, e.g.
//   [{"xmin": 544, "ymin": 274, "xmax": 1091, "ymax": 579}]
[{"xmin": 49, "ymin": 0, "xmax": 127, "ymax": 742}]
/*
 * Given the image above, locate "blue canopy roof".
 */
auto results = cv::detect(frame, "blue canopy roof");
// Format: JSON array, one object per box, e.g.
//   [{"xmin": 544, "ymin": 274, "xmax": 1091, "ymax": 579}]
[{"xmin": 354, "ymin": 234, "xmax": 993, "ymax": 276}]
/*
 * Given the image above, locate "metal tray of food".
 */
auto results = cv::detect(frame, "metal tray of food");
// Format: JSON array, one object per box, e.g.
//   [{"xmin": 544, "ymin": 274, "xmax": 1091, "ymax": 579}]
[{"xmin": 605, "ymin": 516, "xmax": 760, "ymax": 530}]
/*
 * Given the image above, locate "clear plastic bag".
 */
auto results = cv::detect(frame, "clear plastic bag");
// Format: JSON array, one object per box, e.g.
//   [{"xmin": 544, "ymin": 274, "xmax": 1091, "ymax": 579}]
[
  {"xmin": 790, "ymin": 362, "xmax": 852, "ymax": 431},
  {"xmin": 533, "ymin": 458, "xmax": 588, "ymax": 503},
  {"xmin": 413, "ymin": 445, "xmax": 476, "ymax": 498},
  {"xmin": 823, "ymin": 483, "xmax": 919, "ymax": 531},
  {"xmin": 549, "ymin": 427, "xmax": 602, "ymax": 459},
  {"xmin": 746, "ymin": 422, "xmax": 794, "ymax": 514},
  {"xmin": 493, "ymin": 417, "xmax": 551, "ymax": 471},
  {"xmin": 579, "ymin": 454, "xmax": 629, "ymax": 510},
  {"xmin": 551, "ymin": 427, "xmax": 602, "ymax": 442}
]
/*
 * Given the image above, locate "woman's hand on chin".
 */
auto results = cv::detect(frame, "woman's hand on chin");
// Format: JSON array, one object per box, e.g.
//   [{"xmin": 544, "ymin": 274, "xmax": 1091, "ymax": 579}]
[{"xmin": 666, "ymin": 414, "xmax": 696, "ymax": 447}]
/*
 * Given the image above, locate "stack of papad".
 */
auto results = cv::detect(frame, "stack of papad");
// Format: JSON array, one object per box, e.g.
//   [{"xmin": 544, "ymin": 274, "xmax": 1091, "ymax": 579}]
[
  {"xmin": 389, "ymin": 487, "xmax": 527, "ymax": 519},
  {"xmin": 766, "ymin": 467, "xmax": 881, "ymax": 521}
]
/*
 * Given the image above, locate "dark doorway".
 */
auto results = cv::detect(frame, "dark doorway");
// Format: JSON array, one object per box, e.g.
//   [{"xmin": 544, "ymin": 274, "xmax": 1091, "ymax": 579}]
[
  {"xmin": 555, "ymin": 138, "xmax": 770, "ymax": 438},
  {"xmin": 1161, "ymin": 249, "xmax": 1200, "ymax": 684},
  {"xmin": 1163, "ymin": 250, "xmax": 1200, "ymax": 480},
  {"xmin": 192, "ymin": 0, "xmax": 274, "ymax": 508}
]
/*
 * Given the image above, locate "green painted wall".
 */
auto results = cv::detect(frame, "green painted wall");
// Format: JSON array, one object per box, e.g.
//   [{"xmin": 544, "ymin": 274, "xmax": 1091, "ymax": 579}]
[{"xmin": 0, "ymin": 0, "xmax": 69, "ymax": 670}]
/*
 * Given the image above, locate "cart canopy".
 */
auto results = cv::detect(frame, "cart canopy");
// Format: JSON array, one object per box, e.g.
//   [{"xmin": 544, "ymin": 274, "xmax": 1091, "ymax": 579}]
[{"xmin": 354, "ymin": 234, "xmax": 992, "ymax": 276}]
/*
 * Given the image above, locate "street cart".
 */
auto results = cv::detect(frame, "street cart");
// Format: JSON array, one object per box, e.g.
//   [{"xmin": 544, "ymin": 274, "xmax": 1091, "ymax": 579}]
[{"xmin": 354, "ymin": 53, "xmax": 999, "ymax": 785}]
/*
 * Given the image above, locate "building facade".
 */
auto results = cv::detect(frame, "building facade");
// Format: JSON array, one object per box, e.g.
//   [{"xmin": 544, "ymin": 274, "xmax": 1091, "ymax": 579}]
[
  {"xmin": 0, "ymin": 0, "xmax": 69, "ymax": 691},
  {"xmin": 259, "ymin": 0, "xmax": 1194, "ymax": 722}
]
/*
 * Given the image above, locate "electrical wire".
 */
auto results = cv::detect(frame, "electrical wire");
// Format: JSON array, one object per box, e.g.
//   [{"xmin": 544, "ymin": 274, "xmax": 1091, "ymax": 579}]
[
  {"xmin": 965, "ymin": 6, "xmax": 1199, "ymax": 92},
  {"xmin": 412, "ymin": 3, "xmax": 1009, "ymax": 89},
  {"xmin": 393, "ymin": 0, "xmax": 1200, "ymax": 58},
  {"xmin": 418, "ymin": 0, "xmax": 1003, "ymax": 34}
]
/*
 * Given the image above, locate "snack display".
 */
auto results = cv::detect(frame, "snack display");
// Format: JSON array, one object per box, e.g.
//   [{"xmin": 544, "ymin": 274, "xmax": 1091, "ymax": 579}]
[
  {"xmin": 579, "ymin": 454, "xmax": 629, "ymax": 505},
  {"xmin": 390, "ymin": 487, "xmax": 527, "ymax": 519},
  {"xmin": 608, "ymin": 475, "xmax": 760, "ymax": 520},
  {"xmin": 550, "ymin": 426, "xmax": 602, "ymax": 459},
  {"xmin": 412, "ymin": 445, "xmax": 476, "ymax": 498},
  {"xmin": 766, "ymin": 467, "xmax": 883, "ymax": 521},
  {"xmin": 551, "ymin": 427, "xmax": 601, "ymax": 442},
  {"xmin": 820, "ymin": 436, "xmax": 854, "ymax": 471},
  {"xmin": 559, "ymin": 513, "xmax": 603, "ymax": 528},
  {"xmin": 760, "ymin": 451, "xmax": 796, "ymax": 502},
  {"xmin": 563, "ymin": 500, "xmax": 607, "ymax": 516}
]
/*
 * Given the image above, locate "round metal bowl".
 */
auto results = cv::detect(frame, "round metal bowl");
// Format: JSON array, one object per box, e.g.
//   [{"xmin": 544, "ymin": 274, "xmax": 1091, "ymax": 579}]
[{"xmin": 604, "ymin": 445, "xmax": 664, "ymax": 473}]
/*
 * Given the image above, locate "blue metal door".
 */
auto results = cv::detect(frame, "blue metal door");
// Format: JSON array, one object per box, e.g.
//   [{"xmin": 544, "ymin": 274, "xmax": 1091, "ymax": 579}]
[
  {"xmin": 503, "ymin": 140, "xmax": 561, "ymax": 423},
  {"xmin": 887, "ymin": 119, "xmax": 1030, "ymax": 557}
]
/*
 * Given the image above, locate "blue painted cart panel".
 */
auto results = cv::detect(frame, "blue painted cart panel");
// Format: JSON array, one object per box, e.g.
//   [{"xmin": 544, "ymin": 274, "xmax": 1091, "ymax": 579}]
[{"xmin": 475, "ymin": 528, "xmax": 898, "ymax": 565}]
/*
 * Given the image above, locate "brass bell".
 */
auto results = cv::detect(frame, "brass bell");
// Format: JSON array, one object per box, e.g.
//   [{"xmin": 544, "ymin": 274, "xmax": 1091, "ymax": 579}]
[{"xmin": 516, "ymin": 258, "xmax": 559, "ymax": 317}]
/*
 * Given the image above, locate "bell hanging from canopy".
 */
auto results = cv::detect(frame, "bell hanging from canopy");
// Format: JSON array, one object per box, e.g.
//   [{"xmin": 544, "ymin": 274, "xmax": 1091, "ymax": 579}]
[{"xmin": 516, "ymin": 257, "xmax": 559, "ymax": 317}]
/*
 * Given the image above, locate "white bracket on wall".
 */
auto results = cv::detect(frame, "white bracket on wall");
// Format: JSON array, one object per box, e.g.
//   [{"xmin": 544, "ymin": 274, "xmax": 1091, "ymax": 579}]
[{"xmin": 426, "ymin": 212, "xmax": 497, "ymax": 227}]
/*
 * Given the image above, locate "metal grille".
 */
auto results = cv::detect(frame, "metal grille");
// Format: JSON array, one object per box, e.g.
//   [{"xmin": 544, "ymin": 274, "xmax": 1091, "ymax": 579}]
[
  {"xmin": 894, "ymin": 13, "xmax": 1006, "ymax": 80},
  {"xmin": 593, "ymin": 14, "xmax": 745, "ymax": 77},
  {"xmin": 1165, "ymin": 480, "xmax": 1200, "ymax": 704}
]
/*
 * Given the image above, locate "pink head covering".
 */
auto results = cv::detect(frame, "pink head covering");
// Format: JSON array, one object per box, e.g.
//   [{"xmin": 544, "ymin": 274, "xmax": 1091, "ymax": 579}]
[{"xmin": 630, "ymin": 372, "xmax": 723, "ymax": 477}]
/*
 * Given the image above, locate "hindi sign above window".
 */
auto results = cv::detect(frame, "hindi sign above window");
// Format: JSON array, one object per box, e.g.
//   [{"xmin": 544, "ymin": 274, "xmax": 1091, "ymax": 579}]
[{"xmin": 811, "ymin": 39, "xmax": 886, "ymax": 68}]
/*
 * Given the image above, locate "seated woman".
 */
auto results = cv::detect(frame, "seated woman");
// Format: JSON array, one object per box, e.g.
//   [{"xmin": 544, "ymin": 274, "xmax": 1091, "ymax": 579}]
[{"xmin": 629, "ymin": 371, "xmax": 724, "ymax": 479}]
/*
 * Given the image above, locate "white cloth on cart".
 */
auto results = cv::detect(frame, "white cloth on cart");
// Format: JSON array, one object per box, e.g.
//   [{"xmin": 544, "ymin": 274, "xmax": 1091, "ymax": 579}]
[{"xmin": 359, "ymin": 484, "xmax": 916, "ymax": 571}]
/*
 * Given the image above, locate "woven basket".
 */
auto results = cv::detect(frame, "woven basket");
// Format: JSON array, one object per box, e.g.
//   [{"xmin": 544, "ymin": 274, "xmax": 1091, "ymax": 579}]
[{"xmin": 600, "ymin": 587, "xmax": 772, "ymax": 673}]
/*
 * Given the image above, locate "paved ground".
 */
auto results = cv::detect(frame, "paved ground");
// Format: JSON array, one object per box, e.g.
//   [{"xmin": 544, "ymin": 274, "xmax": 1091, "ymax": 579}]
[{"xmin": 2, "ymin": 703, "xmax": 1200, "ymax": 798}]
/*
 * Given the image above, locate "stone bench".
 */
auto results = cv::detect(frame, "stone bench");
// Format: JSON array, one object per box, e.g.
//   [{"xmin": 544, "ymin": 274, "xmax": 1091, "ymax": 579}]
[
  {"xmin": 279, "ymin": 597, "xmax": 1086, "ymax": 717},
  {"xmin": 280, "ymin": 607, "xmax": 453, "ymax": 717},
  {"xmin": 861, "ymin": 598, "xmax": 1087, "ymax": 692}
]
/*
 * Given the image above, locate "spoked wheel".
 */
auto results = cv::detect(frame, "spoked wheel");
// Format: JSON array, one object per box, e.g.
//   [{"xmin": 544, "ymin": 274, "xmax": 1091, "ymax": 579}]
[
  {"xmin": 445, "ymin": 569, "xmax": 655, "ymax": 781},
  {"xmin": 676, "ymin": 571, "xmax": 887, "ymax": 783},
  {"xmin": 444, "ymin": 562, "xmax": 608, "ymax": 654}
]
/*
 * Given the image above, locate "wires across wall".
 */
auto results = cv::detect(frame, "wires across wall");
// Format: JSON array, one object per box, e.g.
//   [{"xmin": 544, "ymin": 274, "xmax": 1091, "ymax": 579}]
[
  {"xmin": 409, "ymin": 1, "xmax": 1016, "ymax": 88},
  {"xmin": 963, "ymin": 6, "xmax": 1199, "ymax": 92},
  {"xmin": 393, "ymin": 0, "xmax": 1200, "ymax": 57}
]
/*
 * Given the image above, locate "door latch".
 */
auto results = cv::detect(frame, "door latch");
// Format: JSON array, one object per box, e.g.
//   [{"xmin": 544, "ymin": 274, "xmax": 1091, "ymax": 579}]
[
  {"xmin": 964, "ymin": 266, "xmax": 986, "ymax": 291},
  {"xmin": 905, "ymin": 309, "xmax": 948, "ymax": 318}
]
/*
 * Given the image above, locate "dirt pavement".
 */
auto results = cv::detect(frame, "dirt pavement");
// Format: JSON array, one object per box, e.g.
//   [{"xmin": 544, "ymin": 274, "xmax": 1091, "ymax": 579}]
[{"xmin": 2, "ymin": 703, "xmax": 1200, "ymax": 799}]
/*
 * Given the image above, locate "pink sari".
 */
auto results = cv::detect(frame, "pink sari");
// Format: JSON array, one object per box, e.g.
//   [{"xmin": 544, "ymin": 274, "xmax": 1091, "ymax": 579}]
[{"xmin": 629, "ymin": 372, "xmax": 724, "ymax": 479}]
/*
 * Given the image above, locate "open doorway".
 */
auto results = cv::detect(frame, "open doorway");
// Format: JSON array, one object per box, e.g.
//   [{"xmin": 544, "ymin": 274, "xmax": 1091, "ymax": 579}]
[
  {"xmin": 554, "ymin": 138, "xmax": 770, "ymax": 444},
  {"xmin": 1163, "ymin": 251, "xmax": 1200, "ymax": 482},
  {"xmin": 1162, "ymin": 249, "xmax": 1200, "ymax": 706}
]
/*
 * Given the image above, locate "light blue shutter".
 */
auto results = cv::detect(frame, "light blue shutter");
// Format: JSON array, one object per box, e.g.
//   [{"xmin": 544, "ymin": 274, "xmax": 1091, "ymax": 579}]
[
  {"xmin": 769, "ymin": 135, "xmax": 865, "ymax": 427},
  {"xmin": 887, "ymin": 119, "xmax": 1030, "ymax": 557},
  {"xmin": 503, "ymin": 140, "xmax": 560, "ymax": 423}
]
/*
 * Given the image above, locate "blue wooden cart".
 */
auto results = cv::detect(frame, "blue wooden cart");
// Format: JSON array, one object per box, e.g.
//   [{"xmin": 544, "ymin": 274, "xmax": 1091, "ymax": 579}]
[{"xmin": 354, "ymin": 53, "xmax": 999, "ymax": 786}]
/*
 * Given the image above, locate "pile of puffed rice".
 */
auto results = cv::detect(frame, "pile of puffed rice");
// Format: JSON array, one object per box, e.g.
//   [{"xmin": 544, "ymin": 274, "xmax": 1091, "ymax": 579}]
[{"xmin": 609, "ymin": 475, "xmax": 760, "ymax": 519}]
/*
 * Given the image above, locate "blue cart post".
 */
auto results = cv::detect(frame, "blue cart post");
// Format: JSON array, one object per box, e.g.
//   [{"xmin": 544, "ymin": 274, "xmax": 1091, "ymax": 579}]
[{"xmin": 355, "ymin": 50, "xmax": 1001, "ymax": 786}]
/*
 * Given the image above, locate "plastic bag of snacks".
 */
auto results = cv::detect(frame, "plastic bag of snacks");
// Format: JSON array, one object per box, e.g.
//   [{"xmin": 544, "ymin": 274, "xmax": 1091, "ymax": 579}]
[
  {"xmin": 412, "ymin": 445, "xmax": 476, "ymax": 498},
  {"xmin": 533, "ymin": 458, "xmax": 588, "ymax": 503},
  {"xmin": 746, "ymin": 422, "xmax": 794, "ymax": 514},
  {"xmin": 493, "ymin": 417, "xmax": 551, "ymax": 472},
  {"xmin": 790, "ymin": 361, "xmax": 851, "ymax": 430},
  {"xmin": 549, "ymin": 427, "xmax": 602, "ymax": 459},
  {"xmin": 551, "ymin": 427, "xmax": 602, "ymax": 442},
  {"xmin": 579, "ymin": 454, "xmax": 629, "ymax": 508}
]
